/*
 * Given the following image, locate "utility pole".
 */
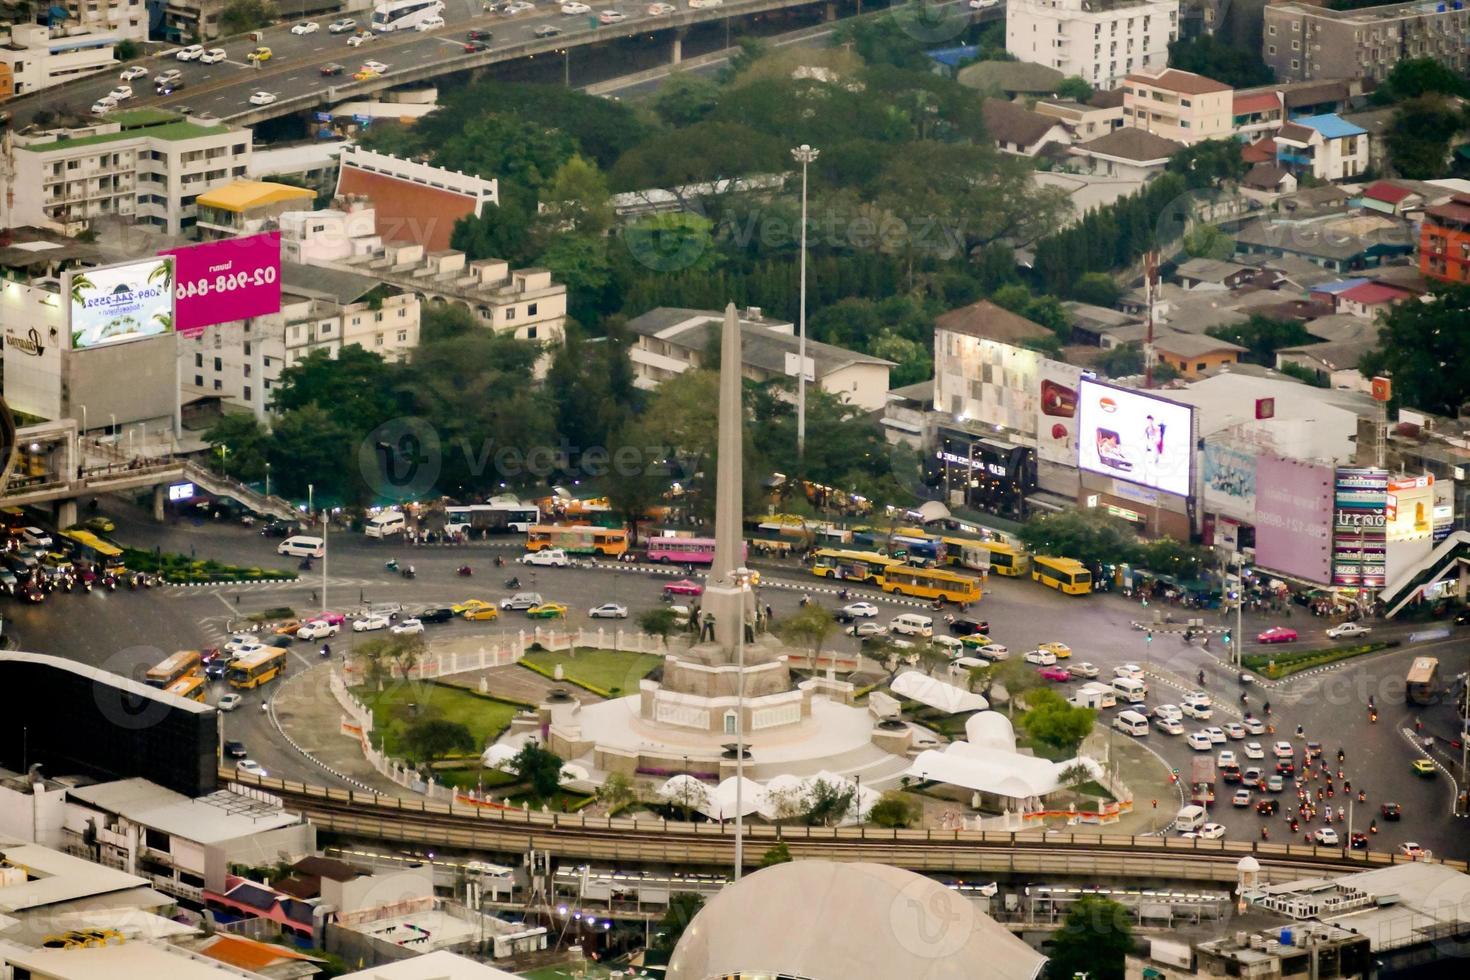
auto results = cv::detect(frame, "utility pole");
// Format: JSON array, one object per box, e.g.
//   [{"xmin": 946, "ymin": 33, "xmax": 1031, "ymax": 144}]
[
  {"xmin": 791, "ymin": 144, "xmax": 819, "ymax": 461},
  {"xmin": 1143, "ymin": 250, "xmax": 1158, "ymax": 389}
]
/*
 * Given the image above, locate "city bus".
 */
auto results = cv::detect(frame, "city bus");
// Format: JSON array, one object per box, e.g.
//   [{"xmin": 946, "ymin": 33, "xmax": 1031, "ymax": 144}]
[
  {"xmin": 60, "ymin": 528, "xmax": 123, "ymax": 558},
  {"xmin": 646, "ymin": 536, "xmax": 719, "ymax": 565},
  {"xmin": 879, "ymin": 566, "xmax": 982, "ymax": 604},
  {"xmin": 946, "ymin": 538, "xmax": 1030, "ymax": 577},
  {"xmin": 228, "ymin": 647, "xmax": 289, "ymax": 690},
  {"xmin": 811, "ymin": 549, "xmax": 903, "ymax": 584},
  {"xmin": 525, "ymin": 524, "xmax": 629, "ymax": 557},
  {"xmin": 146, "ymin": 649, "xmax": 203, "ymax": 689},
  {"xmin": 1407, "ymin": 656, "xmax": 1440, "ymax": 706},
  {"xmin": 370, "ymin": 0, "xmax": 443, "ymax": 31},
  {"xmin": 1031, "ymin": 556, "xmax": 1092, "ymax": 595},
  {"xmin": 165, "ymin": 672, "xmax": 208, "ymax": 703},
  {"xmin": 446, "ymin": 501, "xmax": 539, "ymax": 534}
]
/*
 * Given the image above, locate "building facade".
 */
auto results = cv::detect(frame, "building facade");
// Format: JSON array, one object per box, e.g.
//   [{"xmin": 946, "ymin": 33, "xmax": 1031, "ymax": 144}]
[
  {"xmin": 61, "ymin": 0, "xmax": 152, "ymax": 42},
  {"xmin": 1006, "ymin": 0, "xmax": 1179, "ymax": 90},
  {"xmin": 9, "ymin": 113, "xmax": 251, "ymax": 236},
  {"xmin": 1121, "ymin": 67, "xmax": 1232, "ymax": 145},
  {"xmin": 1275, "ymin": 115, "xmax": 1369, "ymax": 183},
  {"xmin": 1420, "ymin": 192, "xmax": 1470, "ymax": 284},
  {"xmin": 1263, "ymin": 0, "xmax": 1470, "ymax": 84},
  {"xmin": 0, "ymin": 24, "xmax": 117, "ymax": 96}
]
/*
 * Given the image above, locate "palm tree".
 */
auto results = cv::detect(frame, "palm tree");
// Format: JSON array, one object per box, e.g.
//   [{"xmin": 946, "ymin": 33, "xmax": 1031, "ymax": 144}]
[
  {"xmin": 68, "ymin": 273, "xmax": 95, "ymax": 306},
  {"xmin": 148, "ymin": 261, "xmax": 172, "ymax": 287}
]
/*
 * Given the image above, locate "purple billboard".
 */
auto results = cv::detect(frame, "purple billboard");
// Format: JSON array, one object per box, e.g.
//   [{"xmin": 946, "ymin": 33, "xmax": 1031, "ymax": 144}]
[{"xmin": 1253, "ymin": 455, "xmax": 1334, "ymax": 584}]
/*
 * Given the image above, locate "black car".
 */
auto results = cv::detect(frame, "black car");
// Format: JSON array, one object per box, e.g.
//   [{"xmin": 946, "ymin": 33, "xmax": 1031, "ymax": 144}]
[
  {"xmin": 1381, "ymin": 802, "xmax": 1402, "ymax": 821},
  {"xmin": 949, "ymin": 618, "xmax": 990, "ymax": 637},
  {"xmin": 223, "ymin": 740, "xmax": 247, "ymax": 759},
  {"xmin": 205, "ymin": 662, "xmax": 227, "ymax": 680},
  {"xmin": 464, "ymin": 40, "xmax": 487, "ymax": 51},
  {"xmin": 417, "ymin": 607, "xmax": 455, "ymax": 624},
  {"xmin": 1256, "ymin": 798, "xmax": 1279, "ymax": 816},
  {"xmin": 158, "ymin": 80, "xmax": 185, "ymax": 95},
  {"xmin": 19, "ymin": 584, "xmax": 44, "ymax": 603},
  {"xmin": 467, "ymin": 28, "xmax": 491, "ymax": 40},
  {"xmin": 260, "ymin": 520, "xmax": 296, "ymax": 538}
]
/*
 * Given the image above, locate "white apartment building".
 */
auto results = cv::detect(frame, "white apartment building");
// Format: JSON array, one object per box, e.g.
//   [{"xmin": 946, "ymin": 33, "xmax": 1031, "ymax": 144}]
[
  {"xmin": 1275, "ymin": 115, "xmax": 1370, "ymax": 183},
  {"xmin": 8, "ymin": 112, "xmax": 251, "ymax": 236},
  {"xmin": 1007, "ymin": 0, "xmax": 1179, "ymax": 90},
  {"xmin": 1122, "ymin": 67, "xmax": 1232, "ymax": 145},
  {"xmin": 61, "ymin": 0, "xmax": 152, "ymax": 42},
  {"xmin": 0, "ymin": 24, "xmax": 117, "ymax": 96}
]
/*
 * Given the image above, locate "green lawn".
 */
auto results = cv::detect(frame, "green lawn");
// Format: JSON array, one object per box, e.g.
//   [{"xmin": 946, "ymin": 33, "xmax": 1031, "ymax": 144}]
[
  {"xmin": 434, "ymin": 767, "xmax": 524, "ymax": 791},
  {"xmin": 520, "ymin": 649, "xmax": 663, "ymax": 696},
  {"xmin": 353, "ymin": 682, "xmax": 519, "ymax": 757}
]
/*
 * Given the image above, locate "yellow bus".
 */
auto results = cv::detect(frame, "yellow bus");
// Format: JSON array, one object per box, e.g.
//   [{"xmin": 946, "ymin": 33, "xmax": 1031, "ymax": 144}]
[
  {"xmin": 1407, "ymin": 657, "xmax": 1439, "ymax": 706},
  {"xmin": 228, "ymin": 646, "xmax": 289, "ymax": 690},
  {"xmin": 146, "ymin": 649, "xmax": 203, "ymax": 689},
  {"xmin": 811, "ymin": 549, "xmax": 902, "ymax": 584},
  {"xmin": 1031, "ymin": 556, "xmax": 1092, "ymax": 595},
  {"xmin": 165, "ymin": 672, "xmax": 208, "ymax": 703},
  {"xmin": 525, "ymin": 524, "xmax": 629, "ymax": 557},
  {"xmin": 879, "ymin": 566, "xmax": 982, "ymax": 603},
  {"xmin": 60, "ymin": 528, "xmax": 123, "ymax": 558},
  {"xmin": 944, "ymin": 538, "xmax": 1031, "ymax": 577}
]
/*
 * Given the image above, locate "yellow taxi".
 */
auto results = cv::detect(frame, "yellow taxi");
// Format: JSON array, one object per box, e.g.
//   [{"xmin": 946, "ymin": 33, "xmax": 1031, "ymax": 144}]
[
  {"xmin": 1038, "ymin": 641, "xmax": 1072, "ymax": 659},
  {"xmin": 246, "ymin": 46, "xmax": 272, "ymax": 62},
  {"xmin": 527, "ymin": 602, "xmax": 568, "ymax": 620},
  {"xmin": 353, "ymin": 68, "xmax": 380, "ymax": 81},
  {"xmin": 451, "ymin": 598, "xmax": 492, "ymax": 614},
  {"xmin": 463, "ymin": 606, "xmax": 499, "ymax": 622}
]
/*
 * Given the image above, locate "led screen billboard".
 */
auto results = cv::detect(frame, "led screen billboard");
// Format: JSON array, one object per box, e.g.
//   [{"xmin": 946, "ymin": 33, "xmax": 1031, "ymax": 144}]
[
  {"xmin": 1253, "ymin": 455, "xmax": 1333, "ymax": 584},
  {"xmin": 1075, "ymin": 378, "xmax": 1194, "ymax": 497},
  {"xmin": 66, "ymin": 257, "xmax": 175, "ymax": 349},
  {"xmin": 1035, "ymin": 359, "xmax": 1083, "ymax": 465},
  {"xmin": 163, "ymin": 231, "xmax": 282, "ymax": 336},
  {"xmin": 1332, "ymin": 467, "xmax": 1388, "ymax": 588}
]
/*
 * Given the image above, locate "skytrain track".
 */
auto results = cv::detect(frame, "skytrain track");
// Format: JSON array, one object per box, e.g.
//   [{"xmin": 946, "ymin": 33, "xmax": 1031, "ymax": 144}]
[{"xmin": 233, "ymin": 774, "xmax": 1466, "ymax": 883}]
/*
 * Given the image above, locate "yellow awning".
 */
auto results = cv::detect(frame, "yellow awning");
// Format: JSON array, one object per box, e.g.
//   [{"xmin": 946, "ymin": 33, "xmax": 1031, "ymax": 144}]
[{"xmin": 195, "ymin": 180, "xmax": 314, "ymax": 214}]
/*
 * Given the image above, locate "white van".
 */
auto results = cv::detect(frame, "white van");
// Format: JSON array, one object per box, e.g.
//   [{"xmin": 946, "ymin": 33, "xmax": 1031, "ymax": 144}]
[
  {"xmin": 1111, "ymin": 676, "xmax": 1148, "ymax": 703},
  {"xmin": 1070, "ymin": 682, "xmax": 1116, "ymax": 710},
  {"xmin": 365, "ymin": 510, "xmax": 406, "ymax": 538},
  {"xmin": 1174, "ymin": 804, "xmax": 1207, "ymax": 833},
  {"xmin": 1113, "ymin": 709, "xmax": 1148, "ymax": 737},
  {"xmin": 277, "ymin": 535, "xmax": 326, "ymax": 558},
  {"xmin": 890, "ymin": 614, "xmax": 934, "ymax": 638}
]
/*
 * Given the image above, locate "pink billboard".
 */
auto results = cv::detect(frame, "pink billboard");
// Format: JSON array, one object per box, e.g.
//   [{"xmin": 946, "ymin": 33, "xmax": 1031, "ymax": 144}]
[
  {"xmin": 1253, "ymin": 454, "xmax": 1334, "ymax": 584},
  {"xmin": 162, "ymin": 232, "xmax": 282, "ymax": 335}
]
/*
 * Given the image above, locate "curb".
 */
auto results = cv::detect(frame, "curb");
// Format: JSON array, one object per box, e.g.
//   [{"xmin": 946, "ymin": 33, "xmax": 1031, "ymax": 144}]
[
  {"xmin": 265, "ymin": 664, "xmax": 380, "ymax": 795},
  {"xmin": 168, "ymin": 578, "xmax": 298, "ymax": 587},
  {"xmin": 1399, "ymin": 725, "xmax": 1464, "ymax": 819}
]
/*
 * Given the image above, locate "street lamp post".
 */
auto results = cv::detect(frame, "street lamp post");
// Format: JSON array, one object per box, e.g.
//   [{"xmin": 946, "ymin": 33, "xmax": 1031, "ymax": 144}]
[
  {"xmin": 264, "ymin": 461, "xmax": 271, "ymax": 499},
  {"xmin": 791, "ymin": 144, "xmax": 819, "ymax": 463}
]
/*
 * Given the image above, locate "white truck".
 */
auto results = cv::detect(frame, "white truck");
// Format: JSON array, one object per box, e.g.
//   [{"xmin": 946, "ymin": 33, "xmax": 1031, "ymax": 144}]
[{"xmin": 1070, "ymin": 682, "xmax": 1116, "ymax": 710}]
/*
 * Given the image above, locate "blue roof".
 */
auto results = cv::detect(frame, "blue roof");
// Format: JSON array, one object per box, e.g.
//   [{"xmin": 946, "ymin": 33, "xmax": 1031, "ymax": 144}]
[
  {"xmin": 1312, "ymin": 278, "xmax": 1369, "ymax": 295},
  {"xmin": 926, "ymin": 45, "xmax": 977, "ymax": 68},
  {"xmin": 1294, "ymin": 114, "xmax": 1366, "ymax": 140}
]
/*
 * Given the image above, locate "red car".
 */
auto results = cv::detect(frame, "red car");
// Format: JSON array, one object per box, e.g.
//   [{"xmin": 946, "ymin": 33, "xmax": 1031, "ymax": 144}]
[
  {"xmin": 1038, "ymin": 665, "xmax": 1071, "ymax": 682},
  {"xmin": 314, "ymin": 611, "xmax": 347, "ymax": 626},
  {"xmin": 1256, "ymin": 626, "xmax": 1298, "ymax": 644},
  {"xmin": 662, "ymin": 579, "xmax": 703, "ymax": 597}
]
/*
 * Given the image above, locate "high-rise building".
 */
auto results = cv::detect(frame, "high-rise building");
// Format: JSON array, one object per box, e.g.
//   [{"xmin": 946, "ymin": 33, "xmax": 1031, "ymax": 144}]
[
  {"xmin": 1006, "ymin": 0, "xmax": 1180, "ymax": 90},
  {"xmin": 1263, "ymin": 0, "xmax": 1470, "ymax": 84}
]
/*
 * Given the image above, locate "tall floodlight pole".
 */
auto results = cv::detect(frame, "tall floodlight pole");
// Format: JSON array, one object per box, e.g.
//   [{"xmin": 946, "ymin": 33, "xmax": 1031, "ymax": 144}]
[{"xmin": 791, "ymin": 144, "xmax": 819, "ymax": 461}]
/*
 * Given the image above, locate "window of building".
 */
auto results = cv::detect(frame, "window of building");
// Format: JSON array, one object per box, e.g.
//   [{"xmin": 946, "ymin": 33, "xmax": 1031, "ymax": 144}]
[
  {"xmin": 506, "ymin": 308, "xmax": 516, "ymax": 320},
  {"xmin": 1196, "ymin": 363, "xmax": 1207, "ymax": 372},
  {"xmin": 243, "ymin": 385, "xmax": 252, "ymax": 401},
  {"xmin": 1268, "ymin": 24, "xmax": 1277, "ymax": 35},
  {"xmin": 1180, "ymin": 98, "xmax": 1191, "ymax": 107},
  {"xmin": 243, "ymin": 341, "xmax": 251, "ymax": 355},
  {"xmin": 527, "ymin": 325, "xmax": 538, "ymax": 340},
  {"xmin": 375, "ymin": 334, "xmax": 384, "ymax": 346},
  {"xmin": 1268, "ymin": 44, "xmax": 1276, "ymax": 54},
  {"xmin": 194, "ymin": 353, "xmax": 202, "ymax": 367},
  {"xmin": 243, "ymin": 364, "xmax": 251, "ymax": 378},
  {"xmin": 397, "ymin": 330, "xmax": 407, "ymax": 342},
  {"xmin": 213, "ymin": 357, "xmax": 221, "ymax": 371},
  {"xmin": 1292, "ymin": 20, "xmax": 1300, "ymax": 29},
  {"xmin": 213, "ymin": 379, "xmax": 222, "ymax": 391},
  {"xmin": 262, "ymin": 356, "xmax": 271, "ymax": 367},
  {"xmin": 195, "ymin": 374, "xmax": 203, "ymax": 387},
  {"xmin": 527, "ymin": 303, "xmax": 537, "ymax": 316},
  {"xmin": 1291, "ymin": 40, "xmax": 1300, "ymax": 50},
  {"xmin": 1291, "ymin": 59, "xmax": 1300, "ymax": 69}
]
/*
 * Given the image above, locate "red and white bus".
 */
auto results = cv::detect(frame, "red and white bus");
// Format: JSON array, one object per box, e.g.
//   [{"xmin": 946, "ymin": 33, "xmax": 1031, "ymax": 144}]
[{"xmin": 645, "ymin": 536, "xmax": 750, "ymax": 565}]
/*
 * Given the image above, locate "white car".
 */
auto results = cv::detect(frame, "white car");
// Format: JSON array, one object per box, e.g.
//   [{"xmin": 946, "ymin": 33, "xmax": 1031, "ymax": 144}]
[
  {"xmin": 177, "ymin": 44, "xmax": 205, "ymax": 61},
  {"xmin": 1273, "ymin": 741, "xmax": 1295, "ymax": 758},
  {"xmin": 1232, "ymin": 788, "xmax": 1252, "ymax": 808},
  {"xmin": 598, "ymin": 8, "xmax": 626, "ymax": 21},
  {"xmin": 1313, "ymin": 827, "xmax": 1339, "ymax": 846},
  {"xmin": 975, "ymin": 643, "xmax": 1009, "ymax": 661},
  {"xmin": 562, "ymin": 1, "xmax": 590, "ymax": 10},
  {"xmin": 1244, "ymin": 741, "xmax": 1265, "ymax": 759},
  {"xmin": 932, "ymin": 636, "xmax": 964, "ymax": 655},
  {"xmin": 1186, "ymin": 731, "xmax": 1213, "ymax": 751},
  {"xmin": 415, "ymin": 14, "xmax": 445, "ymax": 29},
  {"xmin": 108, "ymin": 85, "xmax": 134, "ymax": 101},
  {"xmin": 520, "ymin": 549, "xmax": 569, "ymax": 566},
  {"xmin": 1069, "ymin": 661, "xmax": 1099, "ymax": 678},
  {"xmin": 688, "ymin": 0, "xmax": 722, "ymax": 6},
  {"xmin": 248, "ymin": 91, "xmax": 277, "ymax": 106},
  {"xmin": 1326, "ymin": 622, "xmax": 1371, "ymax": 639},
  {"xmin": 329, "ymin": 18, "xmax": 357, "ymax": 32},
  {"xmin": 196, "ymin": 46, "xmax": 226, "ymax": 64},
  {"xmin": 842, "ymin": 602, "xmax": 879, "ymax": 619},
  {"xmin": 502, "ymin": 0, "xmax": 534, "ymax": 12},
  {"xmin": 1217, "ymin": 750, "xmax": 1237, "ymax": 768},
  {"xmin": 120, "ymin": 66, "xmax": 148, "ymax": 81},
  {"xmin": 1191, "ymin": 822, "xmax": 1226, "ymax": 840},
  {"xmin": 217, "ymin": 693, "xmax": 243, "ymax": 711},
  {"xmin": 1204, "ymin": 727, "xmax": 1226, "ymax": 744},
  {"xmin": 1113, "ymin": 663, "xmax": 1144, "ymax": 680},
  {"xmin": 589, "ymin": 602, "xmax": 629, "ymax": 619},
  {"xmin": 648, "ymin": 1, "xmax": 675, "ymax": 11},
  {"xmin": 1185, "ymin": 690, "xmax": 1213, "ymax": 706},
  {"xmin": 291, "ymin": 21, "xmax": 320, "ymax": 34},
  {"xmin": 1023, "ymin": 650, "xmax": 1057, "ymax": 666},
  {"xmin": 1154, "ymin": 717, "xmax": 1184, "ymax": 735},
  {"xmin": 1243, "ymin": 717, "xmax": 1266, "ymax": 735},
  {"xmin": 155, "ymin": 68, "xmax": 183, "ymax": 85},
  {"xmin": 296, "ymin": 620, "xmax": 339, "ymax": 640},
  {"xmin": 352, "ymin": 614, "xmax": 390, "ymax": 632},
  {"xmin": 236, "ymin": 759, "xmax": 267, "ymax": 776},
  {"xmin": 361, "ymin": 60, "xmax": 388, "ymax": 73},
  {"xmin": 970, "ymin": 0, "xmax": 1000, "ymax": 7},
  {"xmin": 1181, "ymin": 701, "xmax": 1213, "ymax": 720},
  {"xmin": 1153, "ymin": 704, "xmax": 1182, "ymax": 722},
  {"xmin": 347, "ymin": 31, "xmax": 376, "ymax": 46},
  {"xmin": 225, "ymin": 634, "xmax": 265, "ymax": 656},
  {"xmin": 1224, "ymin": 722, "xmax": 1247, "ymax": 740},
  {"xmin": 391, "ymin": 618, "xmax": 425, "ymax": 635},
  {"xmin": 91, "ymin": 97, "xmax": 117, "ymax": 115},
  {"xmin": 848, "ymin": 622, "xmax": 888, "ymax": 638}
]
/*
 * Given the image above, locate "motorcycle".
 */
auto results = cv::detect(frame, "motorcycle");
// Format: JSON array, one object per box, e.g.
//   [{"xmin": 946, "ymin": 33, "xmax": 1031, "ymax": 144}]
[
  {"xmin": 402, "ymin": 566, "xmax": 416, "ymax": 580},
  {"xmin": 457, "ymin": 565, "xmax": 473, "ymax": 577},
  {"xmin": 493, "ymin": 555, "xmax": 505, "ymax": 568},
  {"xmin": 320, "ymin": 644, "xmax": 332, "ymax": 659},
  {"xmin": 299, "ymin": 557, "xmax": 313, "ymax": 571},
  {"xmin": 385, "ymin": 559, "xmax": 400, "ymax": 572},
  {"xmin": 504, "ymin": 576, "xmax": 521, "ymax": 590}
]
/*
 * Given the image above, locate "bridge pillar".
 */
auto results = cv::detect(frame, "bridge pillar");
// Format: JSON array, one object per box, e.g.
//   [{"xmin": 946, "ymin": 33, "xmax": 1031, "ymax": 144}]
[
  {"xmin": 825, "ymin": 2, "xmax": 837, "ymax": 20},
  {"xmin": 671, "ymin": 28, "xmax": 684, "ymax": 64},
  {"xmin": 152, "ymin": 484, "xmax": 166, "ymax": 522},
  {"xmin": 54, "ymin": 498, "xmax": 77, "ymax": 530}
]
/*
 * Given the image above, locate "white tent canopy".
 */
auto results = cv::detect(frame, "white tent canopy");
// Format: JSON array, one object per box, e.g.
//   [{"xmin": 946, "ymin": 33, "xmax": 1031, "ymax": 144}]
[
  {"xmin": 481, "ymin": 744, "xmax": 519, "ymax": 770},
  {"xmin": 891, "ymin": 670, "xmax": 987, "ymax": 714},
  {"xmin": 702, "ymin": 776, "xmax": 764, "ymax": 820},
  {"xmin": 757, "ymin": 774, "xmax": 808, "ymax": 820},
  {"xmin": 657, "ymin": 774, "xmax": 712, "ymax": 812},
  {"xmin": 907, "ymin": 742, "xmax": 1104, "ymax": 801}
]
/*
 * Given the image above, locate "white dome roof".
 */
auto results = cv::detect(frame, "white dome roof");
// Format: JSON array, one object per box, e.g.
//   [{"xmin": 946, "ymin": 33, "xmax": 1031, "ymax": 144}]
[
  {"xmin": 965, "ymin": 711, "xmax": 1017, "ymax": 751},
  {"xmin": 669, "ymin": 861, "xmax": 1046, "ymax": 980},
  {"xmin": 1237, "ymin": 855, "xmax": 1261, "ymax": 872}
]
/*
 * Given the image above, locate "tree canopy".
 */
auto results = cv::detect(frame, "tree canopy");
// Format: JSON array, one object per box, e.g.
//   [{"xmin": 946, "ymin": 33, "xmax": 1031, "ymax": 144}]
[{"xmin": 1360, "ymin": 286, "xmax": 1470, "ymax": 415}]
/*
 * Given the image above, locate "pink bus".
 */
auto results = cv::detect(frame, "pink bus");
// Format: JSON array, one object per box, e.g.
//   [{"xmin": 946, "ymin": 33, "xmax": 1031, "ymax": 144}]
[{"xmin": 645, "ymin": 536, "xmax": 747, "ymax": 565}]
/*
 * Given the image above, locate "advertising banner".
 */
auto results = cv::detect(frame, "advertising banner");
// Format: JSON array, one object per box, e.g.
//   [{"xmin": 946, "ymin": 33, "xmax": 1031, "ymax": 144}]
[
  {"xmin": 66, "ymin": 258, "xmax": 175, "ymax": 349},
  {"xmin": 1035, "ymin": 359, "xmax": 1083, "ymax": 465},
  {"xmin": 163, "ymin": 231, "xmax": 282, "ymax": 336},
  {"xmin": 1254, "ymin": 455, "xmax": 1333, "ymax": 584},
  {"xmin": 1332, "ymin": 467, "xmax": 1388, "ymax": 587},
  {"xmin": 1385, "ymin": 474, "xmax": 1434, "ymax": 542},
  {"xmin": 1201, "ymin": 441, "xmax": 1257, "ymax": 518},
  {"xmin": 1075, "ymin": 378, "xmax": 1195, "ymax": 498}
]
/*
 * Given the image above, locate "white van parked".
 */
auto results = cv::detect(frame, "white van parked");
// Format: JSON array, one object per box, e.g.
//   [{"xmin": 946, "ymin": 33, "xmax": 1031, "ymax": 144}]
[
  {"xmin": 365, "ymin": 510, "xmax": 406, "ymax": 538},
  {"xmin": 277, "ymin": 535, "xmax": 326, "ymax": 558},
  {"xmin": 1174, "ymin": 804, "xmax": 1207, "ymax": 833},
  {"xmin": 1111, "ymin": 676, "xmax": 1148, "ymax": 703},
  {"xmin": 1113, "ymin": 709, "xmax": 1149, "ymax": 737},
  {"xmin": 890, "ymin": 614, "xmax": 934, "ymax": 638}
]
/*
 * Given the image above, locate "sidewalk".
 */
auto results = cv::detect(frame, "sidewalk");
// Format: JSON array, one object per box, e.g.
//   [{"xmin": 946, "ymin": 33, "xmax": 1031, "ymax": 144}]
[
  {"xmin": 1082, "ymin": 728, "xmax": 1184, "ymax": 836},
  {"xmin": 272, "ymin": 664, "xmax": 408, "ymax": 797}
]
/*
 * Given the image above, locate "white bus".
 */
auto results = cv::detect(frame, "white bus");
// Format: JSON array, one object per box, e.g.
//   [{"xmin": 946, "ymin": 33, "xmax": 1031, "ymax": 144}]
[{"xmin": 371, "ymin": 0, "xmax": 445, "ymax": 32}]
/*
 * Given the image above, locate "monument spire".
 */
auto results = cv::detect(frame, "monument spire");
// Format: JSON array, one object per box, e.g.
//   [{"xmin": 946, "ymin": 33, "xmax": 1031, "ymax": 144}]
[{"xmin": 710, "ymin": 303, "xmax": 743, "ymax": 588}]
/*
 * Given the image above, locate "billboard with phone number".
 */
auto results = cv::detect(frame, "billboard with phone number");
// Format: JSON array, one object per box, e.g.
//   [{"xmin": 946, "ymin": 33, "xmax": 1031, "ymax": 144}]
[
  {"xmin": 162, "ymin": 231, "xmax": 282, "ymax": 335},
  {"xmin": 67, "ymin": 257, "xmax": 175, "ymax": 349},
  {"xmin": 1075, "ymin": 378, "xmax": 1195, "ymax": 498},
  {"xmin": 1253, "ymin": 455, "xmax": 1333, "ymax": 584}
]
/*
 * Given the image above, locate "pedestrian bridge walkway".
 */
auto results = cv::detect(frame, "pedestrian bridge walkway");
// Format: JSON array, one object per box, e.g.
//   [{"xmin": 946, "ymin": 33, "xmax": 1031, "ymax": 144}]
[{"xmin": 1379, "ymin": 531, "xmax": 1470, "ymax": 619}]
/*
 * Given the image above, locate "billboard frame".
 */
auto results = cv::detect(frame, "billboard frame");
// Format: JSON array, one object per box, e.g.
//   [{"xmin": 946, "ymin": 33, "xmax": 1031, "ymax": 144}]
[{"xmin": 1075, "ymin": 377, "xmax": 1198, "ymax": 501}]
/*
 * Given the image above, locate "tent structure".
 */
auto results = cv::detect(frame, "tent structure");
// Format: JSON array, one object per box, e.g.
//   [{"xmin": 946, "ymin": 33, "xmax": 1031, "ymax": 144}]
[
  {"xmin": 703, "ymin": 776, "xmax": 764, "ymax": 820},
  {"xmin": 756, "ymin": 774, "xmax": 808, "ymax": 820},
  {"xmin": 890, "ymin": 670, "xmax": 988, "ymax": 714},
  {"xmin": 481, "ymin": 744, "xmax": 519, "ymax": 770},
  {"xmin": 657, "ymin": 774, "xmax": 712, "ymax": 813},
  {"xmin": 907, "ymin": 740, "xmax": 1104, "ymax": 803}
]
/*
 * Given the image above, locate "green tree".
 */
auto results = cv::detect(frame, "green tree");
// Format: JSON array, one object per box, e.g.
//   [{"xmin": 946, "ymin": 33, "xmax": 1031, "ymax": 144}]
[
  {"xmin": 597, "ymin": 771, "xmax": 638, "ymax": 811},
  {"xmin": 803, "ymin": 777, "xmax": 857, "ymax": 826},
  {"xmin": 1183, "ymin": 223, "xmax": 1233, "ymax": 259},
  {"xmin": 1046, "ymin": 896, "xmax": 1134, "ymax": 980},
  {"xmin": 1098, "ymin": 345, "xmax": 1144, "ymax": 379},
  {"xmin": 1018, "ymin": 507, "xmax": 1140, "ymax": 569},
  {"xmin": 435, "ymin": 114, "xmax": 577, "ymax": 189},
  {"xmin": 1168, "ymin": 138, "xmax": 1247, "ymax": 189},
  {"xmin": 1372, "ymin": 57, "xmax": 1470, "ymax": 104},
  {"xmin": 202, "ymin": 412, "xmax": 269, "ymax": 482},
  {"xmin": 1166, "ymin": 34, "xmax": 1272, "ymax": 88},
  {"xmin": 534, "ymin": 154, "xmax": 614, "ymax": 239},
  {"xmin": 1020, "ymin": 688, "xmax": 1097, "ymax": 754},
  {"xmin": 1359, "ymin": 286, "xmax": 1470, "ymax": 415},
  {"xmin": 219, "ymin": 0, "xmax": 275, "ymax": 35},
  {"xmin": 1070, "ymin": 272, "xmax": 1121, "ymax": 307},
  {"xmin": 1055, "ymin": 76, "xmax": 1094, "ymax": 102},
  {"xmin": 654, "ymin": 893, "xmax": 705, "ymax": 951},
  {"xmin": 621, "ymin": 212, "xmax": 717, "ymax": 275},
  {"xmin": 401, "ymin": 719, "xmax": 475, "ymax": 765},
  {"xmin": 759, "ymin": 840, "xmax": 794, "ymax": 867},
  {"xmin": 1386, "ymin": 96, "xmax": 1466, "ymax": 178},
  {"xmin": 638, "ymin": 607, "xmax": 680, "ymax": 646},
  {"xmin": 654, "ymin": 72, "xmax": 722, "ymax": 126},
  {"xmin": 609, "ymin": 121, "xmax": 787, "ymax": 192},
  {"xmin": 266, "ymin": 406, "xmax": 350, "ymax": 501},
  {"xmin": 868, "ymin": 790, "xmax": 921, "ymax": 828},
  {"xmin": 538, "ymin": 234, "xmax": 615, "ymax": 327},
  {"xmin": 419, "ymin": 303, "xmax": 479, "ymax": 344},
  {"xmin": 508, "ymin": 742, "xmax": 564, "ymax": 800},
  {"xmin": 603, "ymin": 421, "xmax": 669, "ymax": 545},
  {"xmin": 1206, "ymin": 315, "xmax": 1313, "ymax": 366},
  {"xmin": 116, "ymin": 39, "xmax": 139, "ymax": 61},
  {"xmin": 775, "ymin": 603, "xmax": 837, "ymax": 667},
  {"xmin": 450, "ymin": 193, "xmax": 537, "ymax": 266},
  {"xmin": 990, "ymin": 657, "xmax": 1043, "ymax": 716}
]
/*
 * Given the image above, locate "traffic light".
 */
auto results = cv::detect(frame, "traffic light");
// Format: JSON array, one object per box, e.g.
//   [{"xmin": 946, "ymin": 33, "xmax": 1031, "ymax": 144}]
[
  {"xmin": 1146, "ymin": 630, "xmax": 1153, "ymax": 643},
  {"xmin": 1223, "ymin": 627, "xmax": 1232, "ymax": 645}
]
